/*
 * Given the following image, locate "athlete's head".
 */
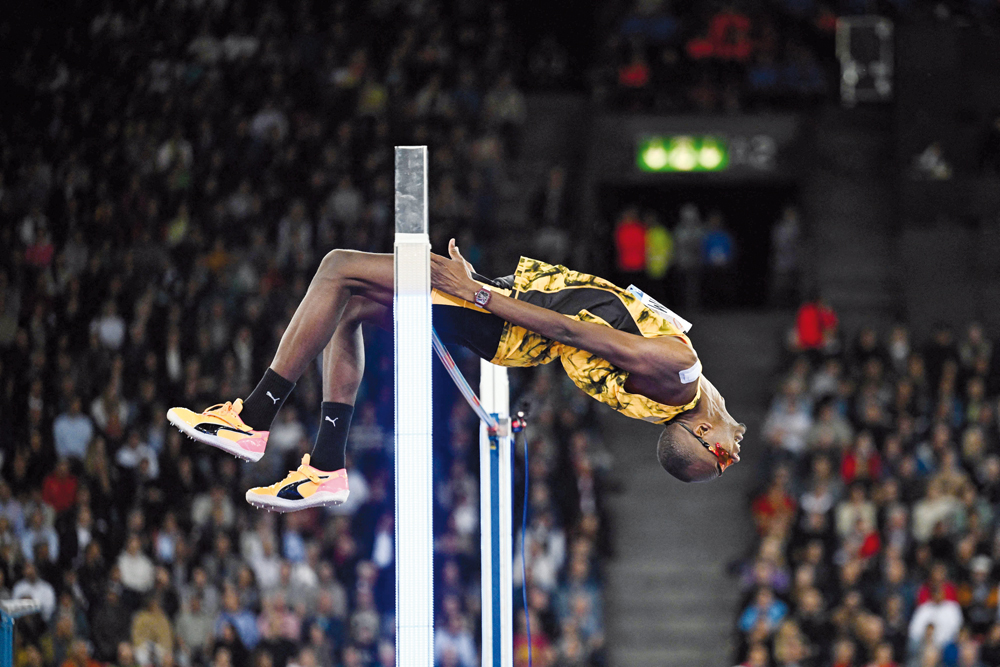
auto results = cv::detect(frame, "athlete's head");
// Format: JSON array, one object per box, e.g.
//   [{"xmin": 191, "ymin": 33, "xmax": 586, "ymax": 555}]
[{"xmin": 658, "ymin": 392, "xmax": 744, "ymax": 483}]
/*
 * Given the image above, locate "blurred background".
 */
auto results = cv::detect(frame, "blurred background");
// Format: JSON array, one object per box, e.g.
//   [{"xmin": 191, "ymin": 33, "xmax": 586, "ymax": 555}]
[{"xmin": 1, "ymin": 0, "xmax": 999, "ymax": 666}]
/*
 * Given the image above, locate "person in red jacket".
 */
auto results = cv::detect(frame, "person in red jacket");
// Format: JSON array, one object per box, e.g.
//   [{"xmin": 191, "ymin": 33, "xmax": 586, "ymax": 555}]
[
  {"xmin": 686, "ymin": 4, "xmax": 754, "ymax": 62},
  {"xmin": 795, "ymin": 292, "xmax": 838, "ymax": 353},
  {"xmin": 841, "ymin": 432, "xmax": 883, "ymax": 485},
  {"xmin": 916, "ymin": 561, "xmax": 959, "ymax": 606},
  {"xmin": 42, "ymin": 458, "xmax": 78, "ymax": 515},
  {"xmin": 751, "ymin": 468, "xmax": 796, "ymax": 536},
  {"xmin": 614, "ymin": 206, "xmax": 646, "ymax": 277}
]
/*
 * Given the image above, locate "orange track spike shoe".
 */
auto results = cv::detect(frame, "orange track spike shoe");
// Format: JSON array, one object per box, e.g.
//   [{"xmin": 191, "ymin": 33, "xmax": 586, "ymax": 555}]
[
  {"xmin": 166, "ymin": 399, "xmax": 268, "ymax": 462},
  {"xmin": 245, "ymin": 454, "xmax": 349, "ymax": 513}
]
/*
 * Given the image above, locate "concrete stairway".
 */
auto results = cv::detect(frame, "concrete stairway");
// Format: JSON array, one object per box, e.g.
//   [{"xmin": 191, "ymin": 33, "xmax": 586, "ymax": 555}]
[
  {"xmin": 490, "ymin": 93, "xmax": 590, "ymax": 272},
  {"xmin": 801, "ymin": 108, "xmax": 901, "ymax": 333},
  {"xmin": 603, "ymin": 312, "xmax": 788, "ymax": 667}
]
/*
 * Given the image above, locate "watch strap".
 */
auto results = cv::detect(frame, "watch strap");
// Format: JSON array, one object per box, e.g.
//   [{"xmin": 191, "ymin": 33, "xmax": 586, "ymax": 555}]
[{"xmin": 474, "ymin": 286, "xmax": 492, "ymax": 308}]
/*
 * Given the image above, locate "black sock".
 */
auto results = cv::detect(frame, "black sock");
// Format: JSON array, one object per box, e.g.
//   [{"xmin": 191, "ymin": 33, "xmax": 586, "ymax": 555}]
[
  {"xmin": 309, "ymin": 402, "xmax": 354, "ymax": 471},
  {"xmin": 240, "ymin": 368, "xmax": 296, "ymax": 431}
]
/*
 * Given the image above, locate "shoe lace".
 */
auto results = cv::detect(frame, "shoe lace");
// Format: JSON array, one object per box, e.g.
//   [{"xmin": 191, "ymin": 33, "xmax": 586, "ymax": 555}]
[
  {"xmin": 295, "ymin": 454, "xmax": 324, "ymax": 484},
  {"xmin": 262, "ymin": 454, "xmax": 324, "ymax": 491},
  {"xmin": 201, "ymin": 399, "xmax": 244, "ymax": 425}
]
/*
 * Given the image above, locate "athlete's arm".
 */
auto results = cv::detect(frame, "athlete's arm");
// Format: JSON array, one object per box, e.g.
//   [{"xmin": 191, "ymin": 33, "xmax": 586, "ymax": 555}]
[{"xmin": 431, "ymin": 247, "xmax": 698, "ymax": 398}]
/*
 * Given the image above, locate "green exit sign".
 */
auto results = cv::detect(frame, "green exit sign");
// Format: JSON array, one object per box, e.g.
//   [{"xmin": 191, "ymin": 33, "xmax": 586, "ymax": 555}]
[{"xmin": 637, "ymin": 136, "xmax": 729, "ymax": 172}]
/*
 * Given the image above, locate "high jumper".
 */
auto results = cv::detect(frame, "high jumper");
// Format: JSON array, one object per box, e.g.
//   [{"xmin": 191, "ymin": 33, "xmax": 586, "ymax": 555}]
[{"xmin": 168, "ymin": 240, "xmax": 746, "ymax": 511}]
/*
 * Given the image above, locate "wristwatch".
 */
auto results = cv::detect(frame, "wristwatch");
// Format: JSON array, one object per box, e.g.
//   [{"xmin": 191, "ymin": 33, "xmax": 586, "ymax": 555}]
[{"xmin": 473, "ymin": 286, "xmax": 492, "ymax": 308}]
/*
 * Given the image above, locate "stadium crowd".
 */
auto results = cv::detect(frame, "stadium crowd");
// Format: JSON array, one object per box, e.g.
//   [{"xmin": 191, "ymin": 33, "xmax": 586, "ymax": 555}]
[
  {"xmin": 0, "ymin": 1, "xmax": 610, "ymax": 666},
  {"xmin": 594, "ymin": 0, "xmax": 1000, "ymax": 113},
  {"xmin": 735, "ymin": 314, "xmax": 1000, "ymax": 667}
]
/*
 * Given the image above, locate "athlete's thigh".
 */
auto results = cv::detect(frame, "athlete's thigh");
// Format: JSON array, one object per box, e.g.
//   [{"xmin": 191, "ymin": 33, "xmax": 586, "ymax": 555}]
[{"xmin": 336, "ymin": 251, "xmax": 394, "ymax": 306}]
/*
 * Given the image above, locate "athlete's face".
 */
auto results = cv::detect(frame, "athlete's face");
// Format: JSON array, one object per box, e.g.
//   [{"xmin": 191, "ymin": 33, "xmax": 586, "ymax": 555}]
[{"xmin": 681, "ymin": 420, "xmax": 745, "ymax": 480}]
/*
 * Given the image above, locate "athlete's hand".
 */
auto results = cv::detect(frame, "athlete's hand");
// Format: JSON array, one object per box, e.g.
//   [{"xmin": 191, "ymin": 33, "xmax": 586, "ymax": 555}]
[
  {"xmin": 448, "ymin": 238, "xmax": 476, "ymax": 276},
  {"xmin": 431, "ymin": 251, "xmax": 480, "ymax": 301}
]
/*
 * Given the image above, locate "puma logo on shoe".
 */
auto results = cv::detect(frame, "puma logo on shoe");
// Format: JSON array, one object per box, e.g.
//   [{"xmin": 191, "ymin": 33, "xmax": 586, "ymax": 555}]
[
  {"xmin": 266, "ymin": 391, "xmax": 281, "ymax": 404},
  {"xmin": 325, "ymin": 416, "xmax": 338, "ymax": 426}
]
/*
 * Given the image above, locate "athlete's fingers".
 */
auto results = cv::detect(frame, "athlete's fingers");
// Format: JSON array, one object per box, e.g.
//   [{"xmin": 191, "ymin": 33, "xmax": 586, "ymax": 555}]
[
  {"xmin": 430, "ymin": 253, "xmax": 475, "ymax": 297},
  {"xmin": 448, "ymin": 238, "xmax": 463, "ymax": 261}
]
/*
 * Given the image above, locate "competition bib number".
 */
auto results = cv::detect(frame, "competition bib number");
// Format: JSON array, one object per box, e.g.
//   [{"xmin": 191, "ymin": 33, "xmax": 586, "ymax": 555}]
[{"xmin": 626, "ymin": 285, "xmax": 693, "ymax": 334}]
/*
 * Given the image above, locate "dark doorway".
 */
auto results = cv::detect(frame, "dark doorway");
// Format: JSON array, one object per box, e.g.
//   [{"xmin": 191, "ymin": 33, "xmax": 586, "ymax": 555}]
[{"xmin": 598, "ymin": 181, "xmax": 798, "ymax": 310}]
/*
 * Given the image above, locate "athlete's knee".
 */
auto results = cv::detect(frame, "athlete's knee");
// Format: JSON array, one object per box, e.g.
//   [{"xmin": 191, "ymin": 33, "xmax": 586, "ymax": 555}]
[{"xmin": 317, "ymin": 249, "xmax": 354, "ymax": 283}]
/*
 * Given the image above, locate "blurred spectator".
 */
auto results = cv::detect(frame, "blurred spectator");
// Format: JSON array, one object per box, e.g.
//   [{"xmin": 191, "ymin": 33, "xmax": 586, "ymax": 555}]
[
  {"xmin": 216, "ymin": 587, "xmax": 259, "ymax": 651},
  {"xmin": 61, "ymin": 638, "xmax": 103, "ymax": 667},
  {"xmin": 908, "ymin": 585, "xmax": 963, "ymax": 650},
  {"xmin": 530, "ymin": 166, "xmax": 571, "ymax": 230},
  {"xmin": 912, "ymin": 142, "xmax": 953, "ymax": 180},
  {"xmin": 118, "ymin": 534, "xmax": 155, "ymax": 598},
  {"xmin": 613, "ymin": 206, "xmax": 646, "ymax": 280},
  {"xmin": 701, "ymin": 210, "xmax": 736, "ymax": 307},
  {"xmin": 434, "ymin": 614, "xmax": 477, "ymax": 667},
  {"xmin": 41, "ymin": 459, "xmax": 78, "ymax": 515},
  {"xmin": 794, "ymin": 292, "xmax": 838, "ymax": 355},
  {"xmin": 12, "ymin": 562, "xmax": 57, "ymax": 621},
  {"xmin": 770, "ymin": 205, "xmax": 802, "ymax": 307},
  {"xmin": 91, "ymin": 589, "xmax": 131, "ymax": 662},
  {"xmin": 483, "ymin": 72, "xmax": 527, "ymax": 158},
  {"xmin": 53, "ymin": 398, "xmax": 94, "ymax": 462},
  {"xmin": 738, "ymin": 587, "xmax": 789, "ymax": 634},
  {"xmin": 531, "ymin": 167, "xmax": 572, "ymax": 266},
  {"xmin": 752, "ymin": 468, "xmax": 797, "ymax": 536},
  {"xmin": 673, "ymin": 203, "xmax": 705, "ymax": 311},
  {"xmin": 21, "ymin": 509, "xmax": 60, "ymax": 565},
  {"xmin": 175, "ymin": 595, "xmax": 213, "ymax": 664},
  {"xmin": 763, "ymin": 380, "xmax": 813, "ymax": 458},
  {"xmin": 91, "ymin": 301, "xmax": 127, "ymax": 351},
  {"xmin": 739, "ymin": 643, "xmax": 771, "ymax": 667},
  {"xmin": 686, "ymin": 4, "xmax": 754, "ymax": 62},
  {"xmin": 132, "ymin": 594, "xmax": 173, "ymax": 665},
  {"xmin": 116, "ymin": 430, "xmax": 159, "ymax": 480},
  {"xmin": 617, "ymin": 50, "xmax": 652, "ymax": 109},
  {"xmin": 644, "ymin": 211, "xmax": 673, "ymax": 288}
]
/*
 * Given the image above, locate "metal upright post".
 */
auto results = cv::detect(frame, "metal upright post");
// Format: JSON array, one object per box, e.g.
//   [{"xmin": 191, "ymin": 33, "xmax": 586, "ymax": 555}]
[
  {"xmin": 394, "ymin": 146, "xmax": 433, "ymax": 667},
  {"xmin": 1, "ymin": 600, "xmax": 41, "ymax": 667},
  {"xmin": 480, "ymin": 360, "xmax": 513, "ymax": 667}
]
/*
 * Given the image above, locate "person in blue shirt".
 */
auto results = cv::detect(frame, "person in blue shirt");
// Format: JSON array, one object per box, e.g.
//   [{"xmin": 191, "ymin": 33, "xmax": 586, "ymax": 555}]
[
  {"xmin": 701, "ymin": 210, "xmax": 736, "ymax": 306},
  {"xmin": 738, "ymin": 586, "xmax": 788, "ymax": 634},
  {"xmin": 215, "ymin": 587, "xmax": 259, "ymax": 650}
]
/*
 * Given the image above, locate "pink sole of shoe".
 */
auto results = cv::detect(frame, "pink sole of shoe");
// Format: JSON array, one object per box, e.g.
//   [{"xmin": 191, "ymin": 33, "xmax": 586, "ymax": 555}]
[{"xmin": 166, "ymin": 409, "xmax": 265, "ymax": 463}]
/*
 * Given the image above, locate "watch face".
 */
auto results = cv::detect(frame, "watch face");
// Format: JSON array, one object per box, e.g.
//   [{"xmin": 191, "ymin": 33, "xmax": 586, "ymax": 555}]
[{"xmin": 475, "ymin": 289, "xmax": 489, "ymax": 306}]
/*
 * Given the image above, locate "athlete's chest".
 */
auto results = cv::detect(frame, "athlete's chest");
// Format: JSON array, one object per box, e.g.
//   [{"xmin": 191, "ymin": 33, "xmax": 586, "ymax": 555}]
[{"xmin": 623, "ymin": 372, "xmax": 697, "ymax": 407}]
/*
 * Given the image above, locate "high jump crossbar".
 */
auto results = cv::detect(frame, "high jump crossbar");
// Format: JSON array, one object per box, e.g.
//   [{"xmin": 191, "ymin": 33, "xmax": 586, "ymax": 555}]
[{"xmin": 395, "ymin": 146, "xmax": 514, "ymax": 667}]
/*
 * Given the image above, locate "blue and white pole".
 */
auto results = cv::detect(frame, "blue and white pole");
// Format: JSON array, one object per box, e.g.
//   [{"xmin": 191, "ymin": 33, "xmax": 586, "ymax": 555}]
[
  {"xmin": 480, "ymin": 360, "xmax": 514, "ymax": 667},
  {"xmin": 1, "ymin": 600, "xmax": 40, "ymax": 667}
]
